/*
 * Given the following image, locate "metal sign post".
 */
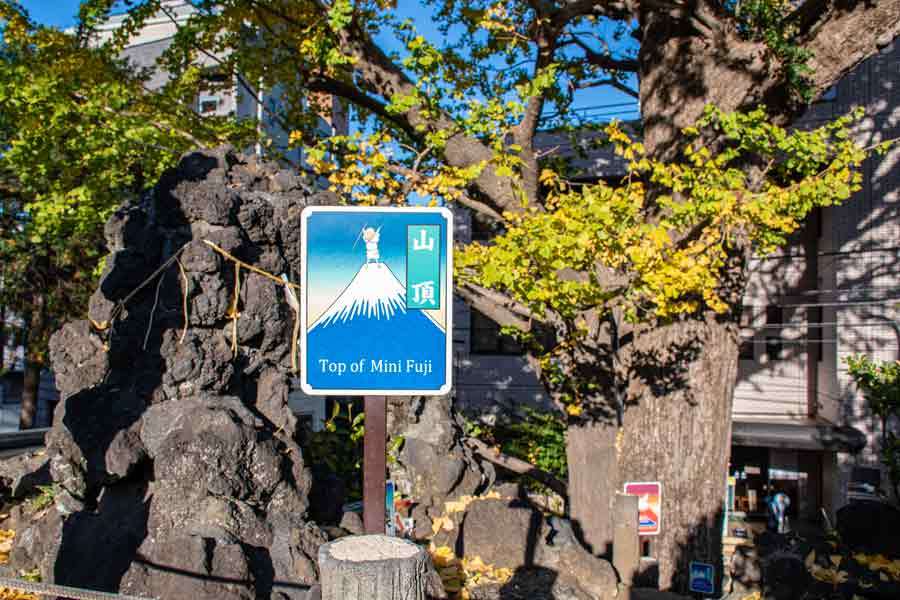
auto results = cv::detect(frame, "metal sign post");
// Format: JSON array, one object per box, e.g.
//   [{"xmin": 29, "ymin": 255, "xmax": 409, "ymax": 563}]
[
  {"xmin": 363, "ymin": 395, "xmax": 388, "ymax": 533},
  {"xmin": 300, "ymin": 207, "xmax": 453, "ymax": 535}
]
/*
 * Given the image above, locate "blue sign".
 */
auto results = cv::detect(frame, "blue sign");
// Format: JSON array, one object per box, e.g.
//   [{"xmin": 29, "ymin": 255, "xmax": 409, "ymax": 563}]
[
  {"xmin": 300, "ymin": 207, "xmax": 453, "ymax": 395},
  {"xmin": 689, "ymin": 561, "xmax": 715, "ymax": 594}
]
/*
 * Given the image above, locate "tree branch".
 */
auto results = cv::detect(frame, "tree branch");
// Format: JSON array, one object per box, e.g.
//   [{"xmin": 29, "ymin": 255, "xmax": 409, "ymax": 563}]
[
  {"xmin": 565, "ymin": 36, "xmax": 640, "ymax": 72},
  {"xmin": 70, "ymin": 92, "xmax": 206, "ymax": 146},
  {"xmin": 576, "ymin": 77, "xmax": 639, "ymax": 98},
  {"xmin": 306, "ymin": 76, "xmax": 421, "ymax": 142},
  {"xmin": 244, "ymin": 0, "xmax": 531, "ymax": 214},
  {"xmin": 455, "ymin": 192, "xmax": 507, "ymax": 224},
  {"xmin": 466, "ymin": 437, "xmax": 568, "ymax": 499},
  {"xmin": 797, "ymin": 0, "xmax": 900, "ymax": 101},
  {"xmin": 553, "ymin": 0, "xmax": 635, "ymax": 28},
  {"xmin": 455, "ymin": 281, "xmax": 536, "ymax": 332}
]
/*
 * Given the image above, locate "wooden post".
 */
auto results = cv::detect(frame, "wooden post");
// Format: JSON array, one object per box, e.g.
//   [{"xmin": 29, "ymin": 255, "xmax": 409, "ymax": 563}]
[
  {"xmin": 613, "ymin": 493, "xmax": 640, "ymax": 599},
  {"xmin": 318, "ymin": 534, "xmax": 428, "ymax": 600},
  {"xmin": 364, "ymin": 396, "xmax": 387, "ymax": 534}
]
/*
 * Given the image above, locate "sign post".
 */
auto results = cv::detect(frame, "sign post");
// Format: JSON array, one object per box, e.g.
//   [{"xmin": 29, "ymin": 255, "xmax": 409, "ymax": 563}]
[
  {"xmin": 363, "ymin": 396, "xmax": 388, "ymax": 534},
  {"xmin": 301, "ymin": 207, "xmax": 453, "ymax": 534}
]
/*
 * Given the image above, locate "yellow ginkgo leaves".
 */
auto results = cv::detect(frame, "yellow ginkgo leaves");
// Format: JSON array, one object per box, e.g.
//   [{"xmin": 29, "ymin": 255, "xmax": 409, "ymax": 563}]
[
  {"xmin": 0, "ymin": 530, "xmax": 38, "ymax": 600},
  {"xmin": 853, "ymin": 552, "xmax": 900, "ymax": 581},
  {"xmin": 428, "ymin": 544, "xmax": 513, "ymax": 600}
]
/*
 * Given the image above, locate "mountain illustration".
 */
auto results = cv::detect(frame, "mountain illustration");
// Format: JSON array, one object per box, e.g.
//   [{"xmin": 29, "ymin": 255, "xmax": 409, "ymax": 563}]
[{"xmin": 306, "ymin": 262, "xmax": 446, "ymax": 390}]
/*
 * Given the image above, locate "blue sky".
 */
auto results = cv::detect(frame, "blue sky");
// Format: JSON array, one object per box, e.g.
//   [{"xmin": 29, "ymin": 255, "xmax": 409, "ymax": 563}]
[
  {"xmin": 20, "ymin": 1, "xmax": 638, "ymax": 112},
  {"xmin": 20, "ymin": 1, "xmax": 84, "ymax": 29},
  {"xmin": 305, "ymin": 210, "xmax": 448, "ymax": 326}
]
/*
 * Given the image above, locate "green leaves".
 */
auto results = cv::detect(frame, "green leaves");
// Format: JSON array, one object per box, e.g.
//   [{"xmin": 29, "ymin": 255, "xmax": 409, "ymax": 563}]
[
  {"xmin": 458, "ymin": 107, "xmax": 869, "ymax": 326},
  {"xmin": 846, "ymin": 355, "xmax": 900, "ymax": 423},
  {"xmin": 0, "ymin": 1, "xmax": 256, "ymax": 365},
  {"xmin": 845, "ymin": 355, "xmax": 900, "ymax": 499},
  {"xmin": 731, "ymin": 0, "xmax": 814, "ymax": 101},
  {"xmin": 327, "ymin": 0, "xmax": 354, "ymax": 31}
]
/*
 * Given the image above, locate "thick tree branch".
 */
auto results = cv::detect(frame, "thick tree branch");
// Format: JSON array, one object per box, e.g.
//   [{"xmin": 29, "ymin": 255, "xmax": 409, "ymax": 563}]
[
  {"xmin": 553, "ymin": 0, "xmax": 634, "ymax": 27},
  {"xmin": 455, "ymin": 282, "xmax": 536, "ymax": 332},
  {"xmin": 455, "ymin": 192, "xmax": 507, "ymax": 224},
  {"xmin": 640, "ymin": 0, "xmax": 900, "ymax": 156},
  {"xmin": 248, "ymin": 0, "xmax": 523, "ymax": 214},
  {"xmin": 797, "ymin": 0, "xmax": 900, "ymax": 100},
  {"xmin": 513, "ymin": 29, "xmax": 559, "ymax": 205},
  {"xmin": 465, "ymin": 437, "xmax": 569, "ymax": 499},
  {"xmin": 306, "ymin": 76, "xmax": 421, "ymax": 142},
  {"xmin": 564, "ymin": 36, "xmax": 640, "ymax": 72}
]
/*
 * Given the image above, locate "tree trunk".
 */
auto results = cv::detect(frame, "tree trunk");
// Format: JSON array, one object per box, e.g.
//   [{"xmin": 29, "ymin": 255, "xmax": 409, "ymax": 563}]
[
  {"xmin": 20, "ymin": 294, "xmax": 46, "ymax": 430},
  {"xmin": 318, "ymin": 535, "xmax": 429, "ymax": 600},
  {"xmin": 567, "ymin": 317, "xmax": 738, "ymax": 592}
]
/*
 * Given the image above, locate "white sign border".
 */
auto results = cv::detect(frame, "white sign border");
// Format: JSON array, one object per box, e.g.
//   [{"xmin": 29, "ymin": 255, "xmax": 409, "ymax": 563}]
[{"xmin": 299, "ymin": 206, "xmax": 454, "ymax": 396}]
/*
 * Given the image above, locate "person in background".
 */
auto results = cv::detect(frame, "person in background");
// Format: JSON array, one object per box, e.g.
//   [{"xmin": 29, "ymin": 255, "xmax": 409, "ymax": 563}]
[{"xmin": 766, "ymin": 488, "xmax": 791, "ymax": 534}]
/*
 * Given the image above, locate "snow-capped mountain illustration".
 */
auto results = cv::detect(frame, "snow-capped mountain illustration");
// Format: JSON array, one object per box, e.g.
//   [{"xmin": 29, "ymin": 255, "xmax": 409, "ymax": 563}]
[
  {"xmin": 306, "ymin": 259, "xmax": 446, "ymax": 391},
  {"xmin": 313, "ymin": 262, "xmax": 408, "ymax": 327}
]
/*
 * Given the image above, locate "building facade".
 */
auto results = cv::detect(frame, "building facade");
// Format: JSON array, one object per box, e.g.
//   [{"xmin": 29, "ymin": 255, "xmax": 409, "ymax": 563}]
[{"xmin": 730, "ymin": 38, "xmax": 900, "ymax": 519}]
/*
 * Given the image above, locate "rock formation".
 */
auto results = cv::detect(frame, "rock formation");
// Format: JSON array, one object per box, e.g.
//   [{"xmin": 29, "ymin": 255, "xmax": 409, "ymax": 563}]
[
  {"xmin": 11, "ymin": 148, "xmax": 328, "ymax": 599},
  {"xmin": 387, "ymin": 396, "xmax": 493, "ymax": 540}
]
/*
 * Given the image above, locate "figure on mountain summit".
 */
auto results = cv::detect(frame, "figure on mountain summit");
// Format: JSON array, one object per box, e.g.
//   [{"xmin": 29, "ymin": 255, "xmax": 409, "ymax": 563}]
[{"xmin": 362, "ymin": 227, "xmax": 380, "ymax": 263}]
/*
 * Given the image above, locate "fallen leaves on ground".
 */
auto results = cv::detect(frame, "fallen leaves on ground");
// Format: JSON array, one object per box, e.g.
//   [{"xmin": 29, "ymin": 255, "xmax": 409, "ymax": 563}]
[
  {"xmin": 853, "ymin": 552, "xmax": 900, "ymax": 581},
  {"xmin": 431, "ymin": 491, "xmax": 505, "ymax": 536},
  {"xmin": 429, "ymin": 544, "xmax": 513, "ymax": 600},
  {"xmin": 0, "ymin": 530, "xmax": 38, "ymax": 600}
]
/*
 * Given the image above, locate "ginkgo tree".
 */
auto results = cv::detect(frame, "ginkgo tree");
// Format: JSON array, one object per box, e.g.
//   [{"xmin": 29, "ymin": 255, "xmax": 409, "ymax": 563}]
[
  {"xmin": 0, "ymin": 2, "xmax": 254, "ymax": 427},
  {"xmin": 36, "ymin": 0, "xmax": 900, "ymax": 590}
]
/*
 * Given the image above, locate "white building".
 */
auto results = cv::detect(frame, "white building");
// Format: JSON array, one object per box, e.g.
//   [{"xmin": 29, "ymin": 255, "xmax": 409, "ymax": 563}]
[{"xmin": 93, "ymin": 1, "xmax": 347, "ymax": 163}]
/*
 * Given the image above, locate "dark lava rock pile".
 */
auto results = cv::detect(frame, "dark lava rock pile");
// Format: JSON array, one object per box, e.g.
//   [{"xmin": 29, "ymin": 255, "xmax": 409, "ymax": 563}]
[{"xmin": 10, "ymin": 148, "xmax": 330, "ymax": 600}]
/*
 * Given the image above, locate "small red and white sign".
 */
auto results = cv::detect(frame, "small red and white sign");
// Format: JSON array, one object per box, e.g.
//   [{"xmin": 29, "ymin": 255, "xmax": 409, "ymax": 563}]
[{"xmin": 624, "ymin": 481, "xmax": 662, "ymax": 536}]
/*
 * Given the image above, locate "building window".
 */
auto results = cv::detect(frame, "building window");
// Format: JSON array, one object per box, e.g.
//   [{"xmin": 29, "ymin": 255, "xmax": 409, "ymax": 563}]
[
  {"xmin": 199, "ymin": 94, "xmax": 220, "ymax": 114},
  {"xmin": 765, "ymin": 304, "xmax": 783, "ymax": 360},
  {"xmin": 470, "ymin": 309, "xmax": 524, "ymax": 355},
  {"xmin": 288, "ymin": 393, "xmax": 326, "ymax": 431}
]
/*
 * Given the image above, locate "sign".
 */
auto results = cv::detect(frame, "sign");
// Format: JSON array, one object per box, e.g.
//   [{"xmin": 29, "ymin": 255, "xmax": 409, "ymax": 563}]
[
  {"xmin": 689, "ymin": 561, "xmax": 715, "ymax": 594},
  {"xmin": 300, "ymin": 207, "xmax": 453, "ymax": 395},
  {"xmin": 385, "ymin": 480, "xmax": 396, "ymax": 536},
  {"xmin": 623, "ymin": 481, "xmax": 662, "ymax": 536}
]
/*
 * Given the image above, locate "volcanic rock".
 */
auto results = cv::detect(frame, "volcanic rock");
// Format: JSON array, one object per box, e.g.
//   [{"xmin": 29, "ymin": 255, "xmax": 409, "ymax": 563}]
[{"xmin": 10, "ymin": 148, "xmax": 327, "ymax": 599}]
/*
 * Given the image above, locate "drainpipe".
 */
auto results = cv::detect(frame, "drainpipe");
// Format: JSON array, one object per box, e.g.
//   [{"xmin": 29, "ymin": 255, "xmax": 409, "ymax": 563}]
[
  {"xmin": 805, "ymin": 209, "xmax": 821, "ymax": 420},
  {"xmin": 256, "ymin": 76, "xmax": 264, "ymax": 157}
]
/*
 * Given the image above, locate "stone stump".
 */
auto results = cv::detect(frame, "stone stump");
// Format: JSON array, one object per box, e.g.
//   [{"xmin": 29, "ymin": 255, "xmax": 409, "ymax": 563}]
[{"xmin": 318, "ymin": 535, "xmax": 428, "ymax": 600}]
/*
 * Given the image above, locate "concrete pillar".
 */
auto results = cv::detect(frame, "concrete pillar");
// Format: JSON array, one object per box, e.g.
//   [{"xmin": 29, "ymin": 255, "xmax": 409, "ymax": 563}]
[{"xmin": 613, "ymin": 493, "xmax": 640, "ymax": 599}]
